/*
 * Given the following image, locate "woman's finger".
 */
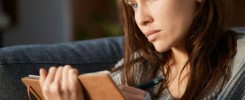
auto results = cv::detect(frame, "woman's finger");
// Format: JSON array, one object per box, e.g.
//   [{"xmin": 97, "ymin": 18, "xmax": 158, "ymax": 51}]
[
  {"xmin": 49, "ymin": 66, "xmax": 63, "ymax": 96},
  {"xmin": 45, "ymin": 67, "xmax": 57, "ymax": 84},
  {"xmin": 54, "ymin": 66, "xmax": 63, "ymax": 83},
  {"xmin": 40, "ymin": 67, "xmax": 58, "ymax": 99},
  {"xmin": 68, "ymin": 68, "xmax": 80, "ymax": 92},
  {"xmin": 39, "ymin": 68, "xmax": 47, "ymax": 88},
  {"xmin": 68, "ymin": 68, "xmax": 84, "ymax": 100},
  {"xmin": 62, "ymin": 65, "xmax": 71, "ymax": 86}
]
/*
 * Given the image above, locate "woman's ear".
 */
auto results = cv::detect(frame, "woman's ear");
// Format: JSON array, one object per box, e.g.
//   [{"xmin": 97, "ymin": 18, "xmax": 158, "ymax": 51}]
[{"xmin": 196, "ymin": 0, "xmax": 202, "ymax": 4}]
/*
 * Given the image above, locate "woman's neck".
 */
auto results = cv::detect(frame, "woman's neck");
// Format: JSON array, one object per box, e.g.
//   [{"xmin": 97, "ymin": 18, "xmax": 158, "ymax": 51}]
[
  {"xmin": 169, "ymin": 45, "xmax": 188, "ymax": 70},
  {"xmin": 164, "ymin": 45, "xmax": 190, "ymax": 98}
]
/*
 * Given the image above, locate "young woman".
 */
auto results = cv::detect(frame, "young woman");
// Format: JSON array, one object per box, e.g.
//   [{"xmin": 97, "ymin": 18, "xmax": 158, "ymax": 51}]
[{"xmin": 39, "ymin": 0, "xmax": 245, "ymax": 99}]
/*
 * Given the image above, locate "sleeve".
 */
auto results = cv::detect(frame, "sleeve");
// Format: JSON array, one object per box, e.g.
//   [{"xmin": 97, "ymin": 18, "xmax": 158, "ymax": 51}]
[{"xmin": 110, "ymin": 59, "xmax": 124, "ymax": 85}]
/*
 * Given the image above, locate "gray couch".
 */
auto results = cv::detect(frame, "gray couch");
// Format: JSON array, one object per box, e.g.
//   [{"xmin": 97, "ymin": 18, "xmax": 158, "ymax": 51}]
[{"xmin": 0, "ymin": 36, "xmax": 124, "ymax": 99}]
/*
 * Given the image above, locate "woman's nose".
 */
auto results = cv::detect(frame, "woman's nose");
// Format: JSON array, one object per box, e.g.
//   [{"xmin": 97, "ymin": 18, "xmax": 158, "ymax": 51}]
[{"xmin": 135, "ymin": 7, "xmax": 153, "ymax": 26}]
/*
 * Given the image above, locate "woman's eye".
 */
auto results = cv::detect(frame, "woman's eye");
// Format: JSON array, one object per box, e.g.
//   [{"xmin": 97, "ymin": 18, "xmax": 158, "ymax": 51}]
[{"xmin": 130, "ymin": 3, "xmax": 138, "ymax": 8}]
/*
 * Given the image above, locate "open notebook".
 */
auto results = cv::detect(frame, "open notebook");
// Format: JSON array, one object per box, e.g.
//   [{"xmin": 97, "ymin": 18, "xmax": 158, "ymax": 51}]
[{"xmin": 21, "ymin": 70, "xmax": 125, "ymax": 100}]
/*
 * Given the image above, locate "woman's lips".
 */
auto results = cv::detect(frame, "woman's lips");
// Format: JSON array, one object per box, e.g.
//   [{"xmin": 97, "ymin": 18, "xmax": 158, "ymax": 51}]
[{"xmin": 145, "ymin": 30, "xmax": 161, "ymax": 42}]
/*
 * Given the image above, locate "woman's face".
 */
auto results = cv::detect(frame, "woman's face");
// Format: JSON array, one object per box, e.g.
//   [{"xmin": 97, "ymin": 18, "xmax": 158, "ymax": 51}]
[{"xmin": 127, "ymin": 0, "xmax": 200, "ymax": 52}]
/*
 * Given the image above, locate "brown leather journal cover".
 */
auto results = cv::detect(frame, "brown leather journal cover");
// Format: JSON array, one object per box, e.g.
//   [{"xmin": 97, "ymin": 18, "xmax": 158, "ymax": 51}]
[{"xmin": 21, "ymin": 70, "xmax": 125, "ymax": 100}]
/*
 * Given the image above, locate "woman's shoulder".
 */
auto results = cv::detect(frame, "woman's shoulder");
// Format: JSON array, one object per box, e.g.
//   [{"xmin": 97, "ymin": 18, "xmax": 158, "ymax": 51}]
[
  {"xmin": 236, "ymin": 31, "xmax": 245, "ymax": 43},
  {"xmin": 233, "ymin": 27, "xmax": 245, "ymax": 43},
  {"xmin": 111, "ymin": 59, "xmax": 124, "ymax": 85},
  {"xmin": 216, "ymin": 29, "xmax": 245, "ymax": 99},
  {"xmin": 231, "ymin": 27, "xmax": 245, "ymax": 70},
  {"xmin": 229, "ymin": 29, "xmax": 245, "ymax": 81},
  {"xmin": 234, "ymin": 29, "xmax": 245, "ymax": 69}
]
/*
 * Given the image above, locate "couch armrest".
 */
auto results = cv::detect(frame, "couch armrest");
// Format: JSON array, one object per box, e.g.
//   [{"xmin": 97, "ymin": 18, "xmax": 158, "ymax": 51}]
[{"xmin": 0, "ymin": 36, "xmax": 124, "ymax": 99}]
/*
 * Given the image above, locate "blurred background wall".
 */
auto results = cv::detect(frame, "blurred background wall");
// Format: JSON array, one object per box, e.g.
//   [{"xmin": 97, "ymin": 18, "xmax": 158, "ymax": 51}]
[
  {"xmin": 0, "ymin": 0, "xmax": 121, "ymax": 47},
  {"xmin": 1, "ymin": 0, "xmax": 73, "ymax": 46},
  {"xmin": 71, "ymin": 0, "xmax": 121, "ymax": 40},
  {"xmin": 230, "ymin": 0, "xmax": 245, "ymax": 27},
  {"xmin": 0, "ymin": 0, "xmax": 244, "ymax": 47}
]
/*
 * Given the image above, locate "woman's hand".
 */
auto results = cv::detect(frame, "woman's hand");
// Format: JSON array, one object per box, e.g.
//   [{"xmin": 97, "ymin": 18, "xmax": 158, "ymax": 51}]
[
  {"xmin": 119, "ymin": 85, "xmax": 147, "ymax": 100},
  {"xmin": 39, "ymin": 65, "xmax": 84, "ymax": 100}
]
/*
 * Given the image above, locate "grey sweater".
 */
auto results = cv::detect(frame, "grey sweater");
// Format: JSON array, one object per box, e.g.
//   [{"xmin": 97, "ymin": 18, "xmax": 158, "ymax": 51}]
[{"xmin": 111, "ymin": 32, "xmax": 245, "ymax": 100}]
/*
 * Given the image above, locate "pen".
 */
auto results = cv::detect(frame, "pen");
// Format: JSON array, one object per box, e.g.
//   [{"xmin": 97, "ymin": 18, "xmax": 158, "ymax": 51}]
[{"xmin": 136, "ymin": 76, "xmax": 165, "ymax": 90}]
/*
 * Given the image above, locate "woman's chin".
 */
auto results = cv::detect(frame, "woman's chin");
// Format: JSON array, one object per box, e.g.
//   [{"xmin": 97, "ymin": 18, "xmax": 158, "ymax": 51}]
[
  {"xmin": 151, "ymin": 40, "xmax": 173, "ymax": 53},
  {"xmin": 154, "ymin": 45, "xmax": 171, "ymax": 53}
]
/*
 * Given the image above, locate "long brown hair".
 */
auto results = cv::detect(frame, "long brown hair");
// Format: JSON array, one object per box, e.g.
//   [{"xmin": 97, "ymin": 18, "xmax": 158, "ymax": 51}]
[{"xmin": 114, "ymin": 0, "xmax": 237, "ymax": 99}]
